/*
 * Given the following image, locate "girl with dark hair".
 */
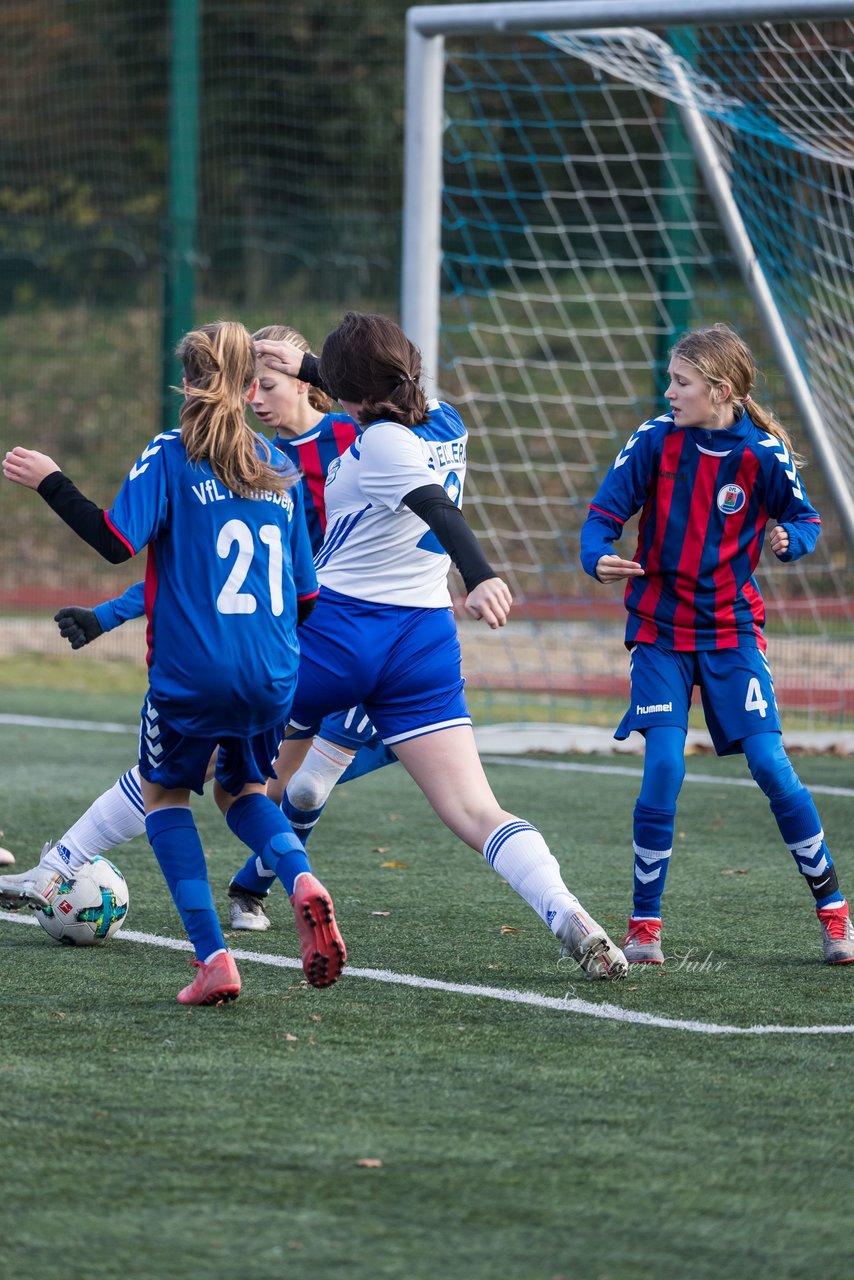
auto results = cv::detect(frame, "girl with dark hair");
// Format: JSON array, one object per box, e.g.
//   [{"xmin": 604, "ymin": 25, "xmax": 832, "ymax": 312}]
[{"xmin": 254, "ymin": 312, "xmax": 628, "ymax": 980}]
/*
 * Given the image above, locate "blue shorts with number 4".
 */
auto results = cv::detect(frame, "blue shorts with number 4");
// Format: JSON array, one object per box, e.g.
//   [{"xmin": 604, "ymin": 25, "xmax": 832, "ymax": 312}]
[{"xmin": 615, "ymin": 642, "xmax": 781, "ymax": 756}]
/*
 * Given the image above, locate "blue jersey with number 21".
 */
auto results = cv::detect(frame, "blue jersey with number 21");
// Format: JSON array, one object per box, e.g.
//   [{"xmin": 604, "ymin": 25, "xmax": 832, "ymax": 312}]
[{"xmin": 106, "ymin": 430, "xmax": 317, "ymax": 738}]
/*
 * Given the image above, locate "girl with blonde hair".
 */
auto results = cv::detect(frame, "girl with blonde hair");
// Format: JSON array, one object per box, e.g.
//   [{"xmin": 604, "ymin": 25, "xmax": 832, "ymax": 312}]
[
  {"xmin": 582, "ymin": 322, "xmax": 852, "ymax": 966},
  {"xmin": 2, "ymin": 321, "xmax": 346, "ymax": 1004}
]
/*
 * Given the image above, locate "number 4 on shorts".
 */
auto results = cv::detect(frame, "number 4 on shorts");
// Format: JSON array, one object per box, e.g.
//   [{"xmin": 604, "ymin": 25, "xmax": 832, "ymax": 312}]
[{"xmin": 745, "ymin": 676, "xmax": 768, "ymax": 718}]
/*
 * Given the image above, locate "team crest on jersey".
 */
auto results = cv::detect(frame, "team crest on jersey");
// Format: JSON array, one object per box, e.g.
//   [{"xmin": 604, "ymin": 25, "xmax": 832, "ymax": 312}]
[{"xmin": 716, "ymin": 483, "xmax": 746, "ymax": 514}]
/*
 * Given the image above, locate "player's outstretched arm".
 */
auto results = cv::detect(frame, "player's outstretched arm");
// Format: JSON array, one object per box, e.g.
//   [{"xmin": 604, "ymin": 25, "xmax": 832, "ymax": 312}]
[
  {"xmin": 402, "ymin": 483, "xmax": 511, "ymax": 628},
  {"xmin": 5, "ymin": 450, "xmax": 133, "ymax": 564}
]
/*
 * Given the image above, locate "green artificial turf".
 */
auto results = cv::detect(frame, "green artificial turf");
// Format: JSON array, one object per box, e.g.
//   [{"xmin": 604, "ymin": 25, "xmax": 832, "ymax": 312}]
[{"xmin": 2, "ymin": 703, "xmax": 853, "ymax": 1279}]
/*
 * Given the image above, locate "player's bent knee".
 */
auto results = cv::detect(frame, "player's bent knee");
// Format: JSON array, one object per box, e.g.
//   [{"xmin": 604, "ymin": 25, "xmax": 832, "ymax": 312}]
[
  {"xmin": 743, "ymin": 734, "xmax": 800, "ymax": 801},
  {"xmin": 288, "ymin": 770, "xmax": 334, "ymax": 812}
]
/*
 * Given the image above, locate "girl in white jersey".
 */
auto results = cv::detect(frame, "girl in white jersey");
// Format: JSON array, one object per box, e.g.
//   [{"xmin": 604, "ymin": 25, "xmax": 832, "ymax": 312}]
[{"xmin": 259, "ymin": 311, "xmax": 628, "ymax": 980}]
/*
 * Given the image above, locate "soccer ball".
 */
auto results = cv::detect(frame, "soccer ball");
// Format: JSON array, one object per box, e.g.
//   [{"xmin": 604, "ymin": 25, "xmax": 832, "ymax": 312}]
[{"xmin": 35, "ymin": 857, "xmax": 129, "ymax": 946}]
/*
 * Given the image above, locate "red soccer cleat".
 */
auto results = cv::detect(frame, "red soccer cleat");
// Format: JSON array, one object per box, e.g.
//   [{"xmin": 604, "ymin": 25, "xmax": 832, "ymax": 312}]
[
  {"xmin": 290, "ymin": 873, "xmax": 346, "ymax": 989},
  {"xmin": 177, "ymin": 950, "xmax": 242, "ymax": 1005}
]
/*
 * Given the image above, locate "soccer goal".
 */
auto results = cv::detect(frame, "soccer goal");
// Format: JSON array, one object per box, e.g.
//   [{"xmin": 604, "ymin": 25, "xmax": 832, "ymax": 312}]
[{"xmin": 402, "ymin": 0, "xmax": 854, "ymax": 731}]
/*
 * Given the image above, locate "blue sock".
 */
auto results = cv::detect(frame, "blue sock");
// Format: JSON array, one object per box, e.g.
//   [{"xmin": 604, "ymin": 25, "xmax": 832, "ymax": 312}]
[
  {"xmin": 743, "ymin": 733, "xmax": 844, "ymax": 909},
  {"xmin": 631, "ymin": 801, "xmax": 675, "ymax": 918},
  {"xmin": 230, "ymin": 850, "xmax": 277, "ymax": 898},
  {"xmin": 226, "ymin": 793, "xmax": 312, "ymax": 897},
  {"xmin": 145, "ymin": 807, "xmax": 224, "ymax": 963},
  {"xmin": 772, "ymin": 788, "xmax": 844, "ymax": 908},
  {"xmin": 281, "ymin": 789, "xmax": 324, "ymax": 846}
]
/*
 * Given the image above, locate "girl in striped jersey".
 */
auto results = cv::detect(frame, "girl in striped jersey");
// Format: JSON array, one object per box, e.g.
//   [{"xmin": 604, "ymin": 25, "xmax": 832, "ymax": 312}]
[
  {"xmin": 256, "ymin": 311, "xmax": 628, "ymax": 980},
  {"xmin": 581, "ymin": 323, "xmax": 853, "ymax": 966}
]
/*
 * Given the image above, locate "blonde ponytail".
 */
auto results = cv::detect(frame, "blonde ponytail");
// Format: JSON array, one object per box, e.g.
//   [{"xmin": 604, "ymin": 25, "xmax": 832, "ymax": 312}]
[{"xmin": 176, "ymin": 322, "xmax": 298, "ymax": 496}]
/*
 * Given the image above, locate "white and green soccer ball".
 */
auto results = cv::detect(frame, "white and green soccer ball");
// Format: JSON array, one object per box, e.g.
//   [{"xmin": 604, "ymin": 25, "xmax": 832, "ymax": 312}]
[{"xmin": 35, "ymin": 857, "xmax": 129, "ymax": 946}]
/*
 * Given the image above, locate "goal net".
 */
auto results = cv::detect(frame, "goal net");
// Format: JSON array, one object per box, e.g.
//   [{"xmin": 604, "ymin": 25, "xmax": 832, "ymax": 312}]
[{"xmin": 404, "ymin": 2, "xmax": 854, "ymax": 732}]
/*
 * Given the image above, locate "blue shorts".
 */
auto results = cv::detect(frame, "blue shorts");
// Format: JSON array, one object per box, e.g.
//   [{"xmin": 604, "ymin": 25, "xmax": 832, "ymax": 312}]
[
  {"xmin": 615, "ymin": 642, "xmax": 781, "ymax": 756},
  {"xmin": 290, "ymin": 705, "xmax": 399, "ymax": 782},
  {"xmin": 338, "ymin": 736, "xmax": 398, "ymax": 784},
  {"xmin": 138, "ymin": 696, "xmax": 286, "ymax": 795},
  {"xmin": 318, "ymin": 705, "xmax": 381, "ymax": 750},
  {"xmin": 288, "ymin": 587, "xmax": 470, "ymax": 746}
]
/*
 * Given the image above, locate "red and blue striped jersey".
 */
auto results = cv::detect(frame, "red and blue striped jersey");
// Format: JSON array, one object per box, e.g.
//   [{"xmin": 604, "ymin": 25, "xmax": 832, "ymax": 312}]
[
  {"xmin": 273, "ymin": 413, "xmax": 358, "ymax": 554},
  {"xmin": 580, "ymin": 410, "xmax": 821, "ymax": 652}
]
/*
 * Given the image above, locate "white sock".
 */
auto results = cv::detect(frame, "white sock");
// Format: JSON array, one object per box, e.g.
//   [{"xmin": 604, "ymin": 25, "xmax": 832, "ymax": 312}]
[
  {"xmin": 45, "ymin": 768, "xmax": 146, "ymax": 873},
  {"xmin": 287, "ymin": 738, "xmax": 354, "ymax": 811},
  {"xmin": 482, "ymin": 819, "xmax": 579, "ymax": 933}
]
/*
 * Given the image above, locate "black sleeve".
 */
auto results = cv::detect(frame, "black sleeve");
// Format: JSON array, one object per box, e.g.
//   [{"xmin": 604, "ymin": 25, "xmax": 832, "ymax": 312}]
[
  {"xmin": 403, "ymin": 484, "xmax": 497, "ymax": 592},
  {"xmin": 298, "ymin": 352, "xmax": 327, "ymax": 392},
  {"xmin": 297, "ymin": 594, "xmax": 317, "ymax": 626},
  {"xmin": 37, "ymin": 472, "xmax": 134, "ymax": 564}
]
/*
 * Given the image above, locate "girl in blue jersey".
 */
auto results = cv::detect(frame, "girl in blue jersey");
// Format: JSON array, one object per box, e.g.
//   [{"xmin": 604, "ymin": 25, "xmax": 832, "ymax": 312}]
[
  {"xmin": 0, "ymin": 323, "xmax": 398, "ymax": 937},
  {"xmin": 581, "ymin": 323, "xmax": 853, "ymax": 967},
  {"xmin": 2, "ymin": 322, "xmax": 346, "ymax": 1003},
  {"xmin": 255, "ymin": 311, "xmax": 628, "ymax": 981}
]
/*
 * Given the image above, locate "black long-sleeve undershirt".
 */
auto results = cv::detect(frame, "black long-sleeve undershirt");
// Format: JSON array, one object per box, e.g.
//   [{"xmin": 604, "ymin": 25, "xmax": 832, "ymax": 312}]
[
  {"xmin": 403, "ymin": 484, "xmax": 496, "ymax": 592},
  {"xmin": 298, "ymin": 351, "xmax": 325, "ymax": 391},
  {"xmin": 37, "ymin": 471, "xmax": 133, "ymax": 563}
]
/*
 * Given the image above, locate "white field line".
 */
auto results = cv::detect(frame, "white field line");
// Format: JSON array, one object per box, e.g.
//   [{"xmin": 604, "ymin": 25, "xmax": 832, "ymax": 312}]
[
  {"xmin": 3, "ymin": 911, "xmax": 854, "ymax": 1036},
  {"xmin": 480, "ymin": 755, "xmax": 854, "ymax": 799},
  {"xmin": 0, "ymin": 713, "xmax": 136, "ymax": 735},
  {"xmin": 2, "ymin": 713, "xmax": 852, "ymax": 798}
]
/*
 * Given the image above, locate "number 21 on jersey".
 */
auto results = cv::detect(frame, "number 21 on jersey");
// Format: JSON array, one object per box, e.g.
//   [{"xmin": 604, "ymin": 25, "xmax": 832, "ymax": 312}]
[{"xmin": 216, "ymin": 518, "xmax": 285, "ymax": 616}]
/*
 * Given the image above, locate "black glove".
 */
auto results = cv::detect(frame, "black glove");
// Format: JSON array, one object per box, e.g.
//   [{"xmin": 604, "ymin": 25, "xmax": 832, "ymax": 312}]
[{"xmin": 54, "ymin": 606, "xmax": 104, "ymax": 650}]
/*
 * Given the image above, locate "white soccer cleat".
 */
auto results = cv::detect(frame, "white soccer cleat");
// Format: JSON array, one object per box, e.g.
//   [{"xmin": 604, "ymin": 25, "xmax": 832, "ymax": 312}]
[
  {"xmin": 0, "ymin": 846, "xmax": 15, "ymax": 866},
  {"xmin": 0, "ymin": 864, "xmax": 65, "ymax": 911},
  {"xmin": 227, "ymin": 882, "xmax": 272, "ymax": 931},
  {"xmin": 558, "ymin": 907, "xmax": 629, "ymax": 980},
  {"xmin": 817, "ymin": 903, "xmax": 854, "ymax": 965}
]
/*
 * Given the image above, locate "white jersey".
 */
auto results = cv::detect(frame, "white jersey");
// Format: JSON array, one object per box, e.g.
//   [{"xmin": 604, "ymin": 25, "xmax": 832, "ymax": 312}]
[{"xmin": 313, "ymin": 400, "xmax": 467, "ymax": 608}]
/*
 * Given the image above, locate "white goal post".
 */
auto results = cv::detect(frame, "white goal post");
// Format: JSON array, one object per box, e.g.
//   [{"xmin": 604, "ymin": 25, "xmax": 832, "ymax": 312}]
[
  {"xmin": 400, "ymin": 0, "xmax": 854, "ymax": 728},
  {"xmin": 402, "ymin": 0, "xmax": 854, "ymax": 549}
]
